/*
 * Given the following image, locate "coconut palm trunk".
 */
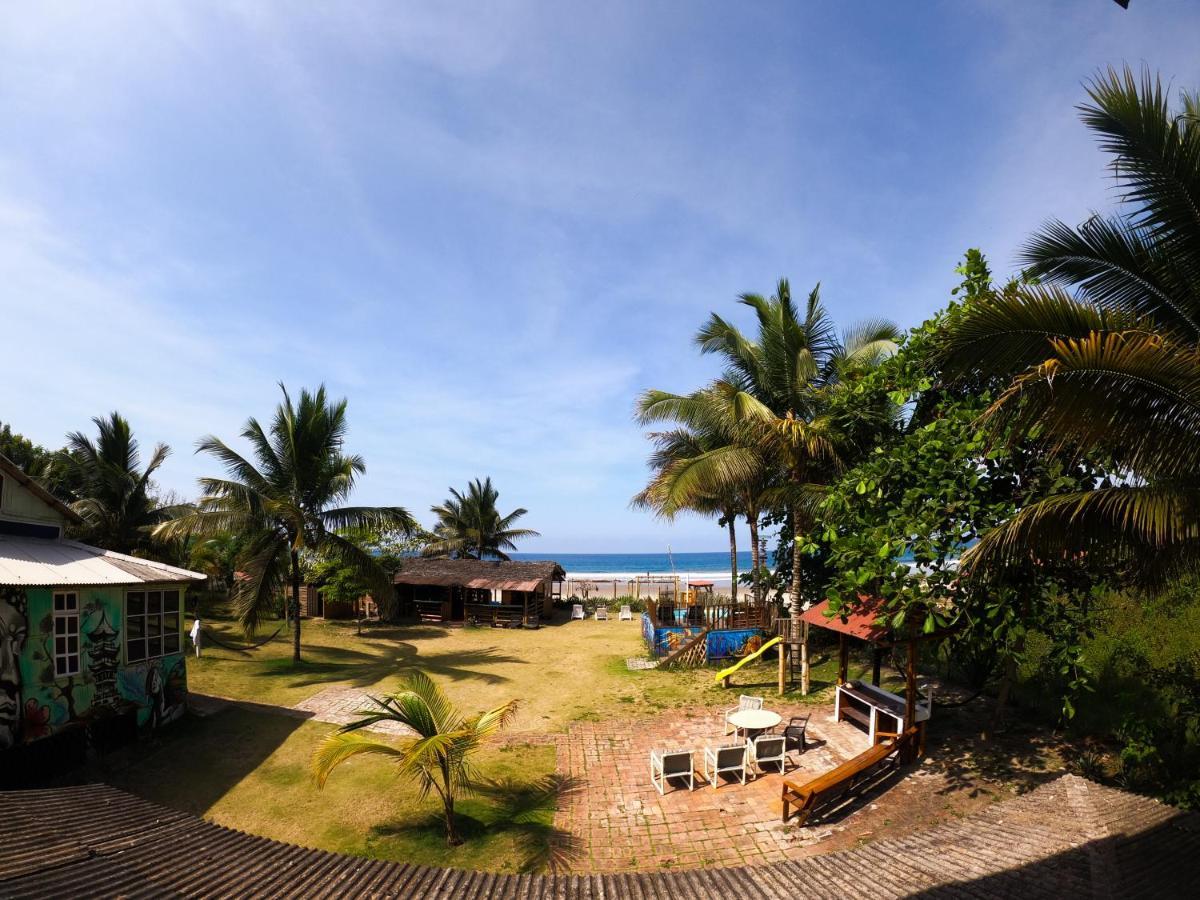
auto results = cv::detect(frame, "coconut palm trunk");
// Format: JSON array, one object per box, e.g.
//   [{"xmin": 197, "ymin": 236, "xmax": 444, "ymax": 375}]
[
  {"xmin": 746, "ymin": 508, "xmax": 761, "ymax": 603},
  {"xmin": 726, "ymin": 516, "xmax": 738, "ymax": 603},
  {"xmin": 438, "ymin": 759, "xmax": 459, "ymax": 845},
  {"xmin": 791, "ymin": 487, "xmax": 809, "ymax": 694},
  {"xmin": 290, "ymin": 546, "xmax": 302, "ymax": 663}
]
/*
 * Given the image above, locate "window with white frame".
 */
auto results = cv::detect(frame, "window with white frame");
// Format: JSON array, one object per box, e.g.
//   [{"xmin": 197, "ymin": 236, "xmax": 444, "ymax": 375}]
[
  {"xmin": 53, "ymin": 591, "xmax": 80, "ymax": 677},
  {"xmin": 126, "ymin": 589, "xmax": 181, "ymax": 663}
]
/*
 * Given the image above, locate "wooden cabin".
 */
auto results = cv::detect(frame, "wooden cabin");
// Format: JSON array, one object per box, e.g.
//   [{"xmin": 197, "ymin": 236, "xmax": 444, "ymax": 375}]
[{"xmin": 394, "ymin": 558, "xmax": 565, "ymax": 628}]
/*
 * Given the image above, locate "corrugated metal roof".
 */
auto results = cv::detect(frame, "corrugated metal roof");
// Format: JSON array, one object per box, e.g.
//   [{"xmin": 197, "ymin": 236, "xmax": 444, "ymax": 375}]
[
  {"xmin": 0, "ymin": 535, "xmax": 206, "ymax": 586},
  {"xmin": 0, "ymin": 777, "xmax": 1197, "ymax": 897}
]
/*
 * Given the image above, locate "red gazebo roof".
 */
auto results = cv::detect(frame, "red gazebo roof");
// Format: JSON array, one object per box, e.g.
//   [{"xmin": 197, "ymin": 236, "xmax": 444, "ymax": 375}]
[{"xmin": 800, "ymin": 596, "xmax": 890, "ymax": 642}]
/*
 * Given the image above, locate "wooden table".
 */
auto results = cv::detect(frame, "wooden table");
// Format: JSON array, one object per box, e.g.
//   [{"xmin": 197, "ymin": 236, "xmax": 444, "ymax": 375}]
[{"xmin": 728, "ymin": 708, "xmax": 782, "ymax": 739}]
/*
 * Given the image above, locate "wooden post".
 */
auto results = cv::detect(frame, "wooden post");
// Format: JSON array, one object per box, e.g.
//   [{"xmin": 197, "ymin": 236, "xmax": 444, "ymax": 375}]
[
  {"xmin": 838, "ymin": 633, "xmax": 848, "ymax": 686},
  {"xmin": 800, "ymin": 620, "xmax": 810, "ymax": 695},
  {"xmin": 872, "ymin": 646, "xmax": 882, "ymax": 686},
  {"xmin": 904, "ymin": 638, "xmax": 917, "ymax": 731},
  {"xmin": 778, "ymin": 638, "xmax": 785, "ymax": 696}
]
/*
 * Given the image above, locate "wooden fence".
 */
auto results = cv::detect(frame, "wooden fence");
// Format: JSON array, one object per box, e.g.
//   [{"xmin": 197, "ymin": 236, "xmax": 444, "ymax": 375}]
[{"xmin": 646, "ymin": 597, "xmax": 776, "ymax": 631}]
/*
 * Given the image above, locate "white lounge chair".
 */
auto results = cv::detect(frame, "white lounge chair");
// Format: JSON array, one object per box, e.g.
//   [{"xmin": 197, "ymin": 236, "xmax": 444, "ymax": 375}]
[
  {"xmin": 724, "ymin": 694, "xmax": 764, "ymax": 735},
  {"xmin": 571, "ymin": 604, "xmax": 585, "ymax": 620},
  {"xmin": 749, "ymin": 733, "xmax": 787, "ymax": 776},
  {"xmin": 595, "ymin": 606, "xmax": 608, "ymax": 620},
  {"xmin": 650, "ymin": 748, "xmax": 695, "ymax": 795},
  {"xmin": 619, "ymin": 604, "xmax": 633, "ymax": 621},
  {"xmin": 703, "ymin": 740, "xmax": 748, "ymax": 789}
]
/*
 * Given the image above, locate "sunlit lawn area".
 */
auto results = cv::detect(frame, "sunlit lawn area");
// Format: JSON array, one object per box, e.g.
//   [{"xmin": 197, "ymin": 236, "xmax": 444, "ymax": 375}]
[
  {"xmin": 187, "ymin": 607, "xmax": 883, "ymax": 731},
  {"xmin": 92, "ymin": 608, "xmax": 900, "ymax": 871}
]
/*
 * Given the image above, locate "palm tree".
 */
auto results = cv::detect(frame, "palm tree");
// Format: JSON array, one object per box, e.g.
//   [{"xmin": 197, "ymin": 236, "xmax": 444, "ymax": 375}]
[
  {"xmin": 156, "ymin": 384, "xmax": 415, "ymax": 662},
  {"xmin": 61, "ymin": 412, "xmax": 181, "ymax": 555},
  {"xmin": 312, "ymin": 670, "xmax": 518, "ymax": 846},
  {"xmin": 941, "ymin": 68, "xmax": 1200, "ymax": 578},
  {"xmin": 689, "ymin": 281, "xmax": 899, "ymax": 607},
  {"xmin": 423, "ymin": 477, "xmax": 538, "ymax": 560},
  {"xmin": 634, "ymin": 384, "xmax": 771, "ymax": 602}
]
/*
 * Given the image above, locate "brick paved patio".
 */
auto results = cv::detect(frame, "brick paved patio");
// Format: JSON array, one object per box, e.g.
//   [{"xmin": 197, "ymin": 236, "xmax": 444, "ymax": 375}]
[
  {"xmin": 293, "ymin": 686, "xmax": 415, "ymax": 736},
  {"xmin": 553, "ymin": 702, "xmax": 873, "ymax": 872}
]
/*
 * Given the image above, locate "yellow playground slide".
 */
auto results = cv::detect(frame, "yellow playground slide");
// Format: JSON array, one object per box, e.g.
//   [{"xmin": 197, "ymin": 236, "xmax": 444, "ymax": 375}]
[{"xmin": 714, "ymin": 635, "xmax": 782, "ymax": 684}]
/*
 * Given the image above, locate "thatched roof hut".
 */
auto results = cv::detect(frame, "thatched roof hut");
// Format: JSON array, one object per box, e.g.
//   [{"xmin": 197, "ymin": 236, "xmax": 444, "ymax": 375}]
[{"xmin": 393, "ymin": 558, "xmax": 565, "ymax": 627}]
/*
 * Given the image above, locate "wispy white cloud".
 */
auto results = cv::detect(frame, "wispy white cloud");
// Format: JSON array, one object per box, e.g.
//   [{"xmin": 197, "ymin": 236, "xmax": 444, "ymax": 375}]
[{"xmin": 1, "ymin": 1, "xmax": 1197, "ymax": 552}]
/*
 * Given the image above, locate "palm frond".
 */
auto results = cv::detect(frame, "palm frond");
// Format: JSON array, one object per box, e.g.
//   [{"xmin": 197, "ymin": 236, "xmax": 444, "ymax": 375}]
[{"xmin": 311, "ymin": 731, "xmax": 408, "ymax": 788}]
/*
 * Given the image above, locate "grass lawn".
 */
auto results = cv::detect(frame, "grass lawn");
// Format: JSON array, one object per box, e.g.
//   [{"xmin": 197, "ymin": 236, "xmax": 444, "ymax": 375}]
[
  {"xmin": 93, "ymin": 607, "xmax": 905, "ymax": 872},
  {"xmin": 89, "ymin": 706, "xmax": 561, "ymax": 873},
  {"xmin": 188, "ymin": 609, "xmax": 889, "ymax": 732}
]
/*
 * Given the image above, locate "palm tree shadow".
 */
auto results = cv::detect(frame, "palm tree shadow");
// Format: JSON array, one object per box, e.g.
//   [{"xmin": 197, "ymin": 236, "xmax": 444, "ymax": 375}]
[
  {"xmin": 370, "ymin": 774, "xmax": 585, "ymax": 873},
  {"xmin": 251, "ymin": 643, "xmax": 527, "ymax": 691}
]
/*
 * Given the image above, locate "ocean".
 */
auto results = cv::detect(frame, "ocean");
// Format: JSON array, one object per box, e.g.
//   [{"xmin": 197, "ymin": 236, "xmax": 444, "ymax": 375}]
[{"xmin": 508, "ymin": 551, "xmax": 773, "ymax": 581}]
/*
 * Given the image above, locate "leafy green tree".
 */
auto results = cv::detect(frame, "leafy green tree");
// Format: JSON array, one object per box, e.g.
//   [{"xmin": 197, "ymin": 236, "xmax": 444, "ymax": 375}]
[
  {"xmin": 0, "ymin": 422, "xmax": 54, "ymax": 478},
  {"xmin": 186, "ymin": 532, "xmax": 247, "ymax": 596},
  {"xmin": 312, "ymin": 670, "xmax": 519, "ymax": 846},
  {"xmin": 61, "ymin": 412, "xmax": 182, "ymax": 556},
  {"xmin": 820, "ymin": 254, "xmax": 1105, "ymax": 729},
  {"xmin": 157, "ymin": 384, "xmax": 415, "ymax": 662},
  {"xmin": 940, "ymin": 67, "xmax": 1200, "ymax": 582},
  {"xmin": 423, "ymin": 477, "xmax": 538, "ymax": 561}
]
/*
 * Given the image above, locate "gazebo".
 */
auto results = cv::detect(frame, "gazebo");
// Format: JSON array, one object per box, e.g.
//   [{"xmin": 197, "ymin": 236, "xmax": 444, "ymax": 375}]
[{"xmin": 799, "ymin": 595, "xmax": 934, "ymax": 757}]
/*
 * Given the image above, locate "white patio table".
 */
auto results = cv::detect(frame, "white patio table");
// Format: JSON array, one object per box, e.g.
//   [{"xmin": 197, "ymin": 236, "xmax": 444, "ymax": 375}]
[{"xmin": 727, "ymin": 708, "xmax": 781, "ymax": 739}]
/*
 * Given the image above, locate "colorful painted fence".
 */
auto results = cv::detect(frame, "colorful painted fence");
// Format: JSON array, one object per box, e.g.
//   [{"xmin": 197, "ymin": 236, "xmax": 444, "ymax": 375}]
[{"xmin": 641, "ymin": 614, "xmax": 768, "ymax": 663}]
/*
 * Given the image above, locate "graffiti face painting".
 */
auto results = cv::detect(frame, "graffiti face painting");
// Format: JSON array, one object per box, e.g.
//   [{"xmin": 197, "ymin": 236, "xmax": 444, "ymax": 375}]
[{"xmin": 0, "ymin": 588, "xmax": 28, "ymax": 750}]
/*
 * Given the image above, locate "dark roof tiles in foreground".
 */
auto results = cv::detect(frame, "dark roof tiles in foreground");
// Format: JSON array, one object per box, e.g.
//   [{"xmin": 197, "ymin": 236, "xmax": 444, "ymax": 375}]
[{"xmin": 0, "ymin": 775, "xmax": 1196, "ymax": 898}]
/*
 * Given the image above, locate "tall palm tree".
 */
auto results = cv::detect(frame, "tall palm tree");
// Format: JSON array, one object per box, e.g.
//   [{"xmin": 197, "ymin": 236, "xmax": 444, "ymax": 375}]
[
  {"xmin": 941, "ymin": 68, "xmax": 1200, "ymax": 578},
  {"xmin": 61, "ymin": 412, "xmax": 180, "ymax": 555},
  {"xmin": 312, "ymin": 670, "xmax": 518, "ymax": 846},
  {"xmin": 156, "ymin": 385, "xmax": 415, "ymax": 662},
  {"xmin": 691, "ymin": 281, "xmax": 900, "ymax": 607},
  {"xmin": 634, "ymin": 384, "xmax": 771, "ymax": 602},
  {"xmin": 423, "ymin": 477, "xmax": 538, "ymax": 560}
]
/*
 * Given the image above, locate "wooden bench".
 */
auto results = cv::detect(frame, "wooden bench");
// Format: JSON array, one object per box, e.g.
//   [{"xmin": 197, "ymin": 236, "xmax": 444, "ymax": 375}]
[{"xmin": 780, "ymin": 728, "xmax": 916, "ymax": 824}]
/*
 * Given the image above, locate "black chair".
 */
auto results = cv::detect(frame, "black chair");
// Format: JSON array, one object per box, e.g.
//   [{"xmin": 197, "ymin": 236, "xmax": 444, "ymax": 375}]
[{"xmin": 783, "ymin": 715, "xmax": 810, "ymax": 754}]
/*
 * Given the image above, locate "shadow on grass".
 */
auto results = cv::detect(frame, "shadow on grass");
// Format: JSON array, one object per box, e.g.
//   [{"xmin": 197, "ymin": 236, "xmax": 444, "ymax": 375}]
[
  {"xmin": 369, "ymin": 774, "xmax": 585, "ymax": 873},
  {"xmin": 73, "ymin": 707, "xmax": 304, "ymax": 816},
  {"xmin": 251, "ymin": 642, "xmax": 529, "ymax": 693}
]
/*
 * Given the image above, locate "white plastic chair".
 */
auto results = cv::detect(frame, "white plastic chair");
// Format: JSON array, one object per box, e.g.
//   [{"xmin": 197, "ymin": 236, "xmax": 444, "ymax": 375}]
[
  {"xmin": 571, "ymin": 604, "xmax": 585, "ymax": 620},
  {"xmin": 703, "ymin": 741, "xmax": 748, "ymax": 789},
  {"xmin": 595, "ymin": 606, "xmax": 608, "ymax": 620},
  {"xmin": 650, "ymin": 748, "xmax": 695, "ymax": 795},
  {"xmin": 749, "ymin": 733, "xmax": 787, "ymax": 776},
  {"xmin": 619, "ymin": 604, "xmax": 633, "ymax": 621},
  {"xmin": 724, "ymin": 694, "xmax": 764, "ymax": 735}
]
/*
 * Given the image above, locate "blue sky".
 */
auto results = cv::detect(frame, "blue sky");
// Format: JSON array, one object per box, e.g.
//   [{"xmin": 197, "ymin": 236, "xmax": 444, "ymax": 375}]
[{"xmin": 2, "ymin": 1, "xmax": 1198, "ymax": 553}]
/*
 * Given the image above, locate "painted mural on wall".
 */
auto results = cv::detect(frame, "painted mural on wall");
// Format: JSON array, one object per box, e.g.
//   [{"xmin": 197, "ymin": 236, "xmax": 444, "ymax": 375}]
[
  {"xmin": 705, "ymin": 629, "xmax": 765, "ymax": 662},
  {"xmin": 649, "ymin": 625, "xmax": 706, "ymax": 656},
  {"xmin": 118, "ymin": 657, "xmax": 186, "ymax": 729},
  {"xmin": 643, "ymin": 615, "xmax": 768, "ymax": 662},
  {"xmin": 0, "ymin": 587, "xmax": 28, "ymax": 750},
  {"xmin": 1, "ymin": 585, "xmax": 190, "ymax": 749}
]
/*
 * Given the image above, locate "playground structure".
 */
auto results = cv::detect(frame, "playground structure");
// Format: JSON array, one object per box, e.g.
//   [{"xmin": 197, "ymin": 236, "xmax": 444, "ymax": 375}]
[
  {"xmin": 642, "ymin": 591, "xmax": 777, "ymax": 668},
  {"xmin": 714, "ymin": 635, "xmax": 782, "ymax": 686}
]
